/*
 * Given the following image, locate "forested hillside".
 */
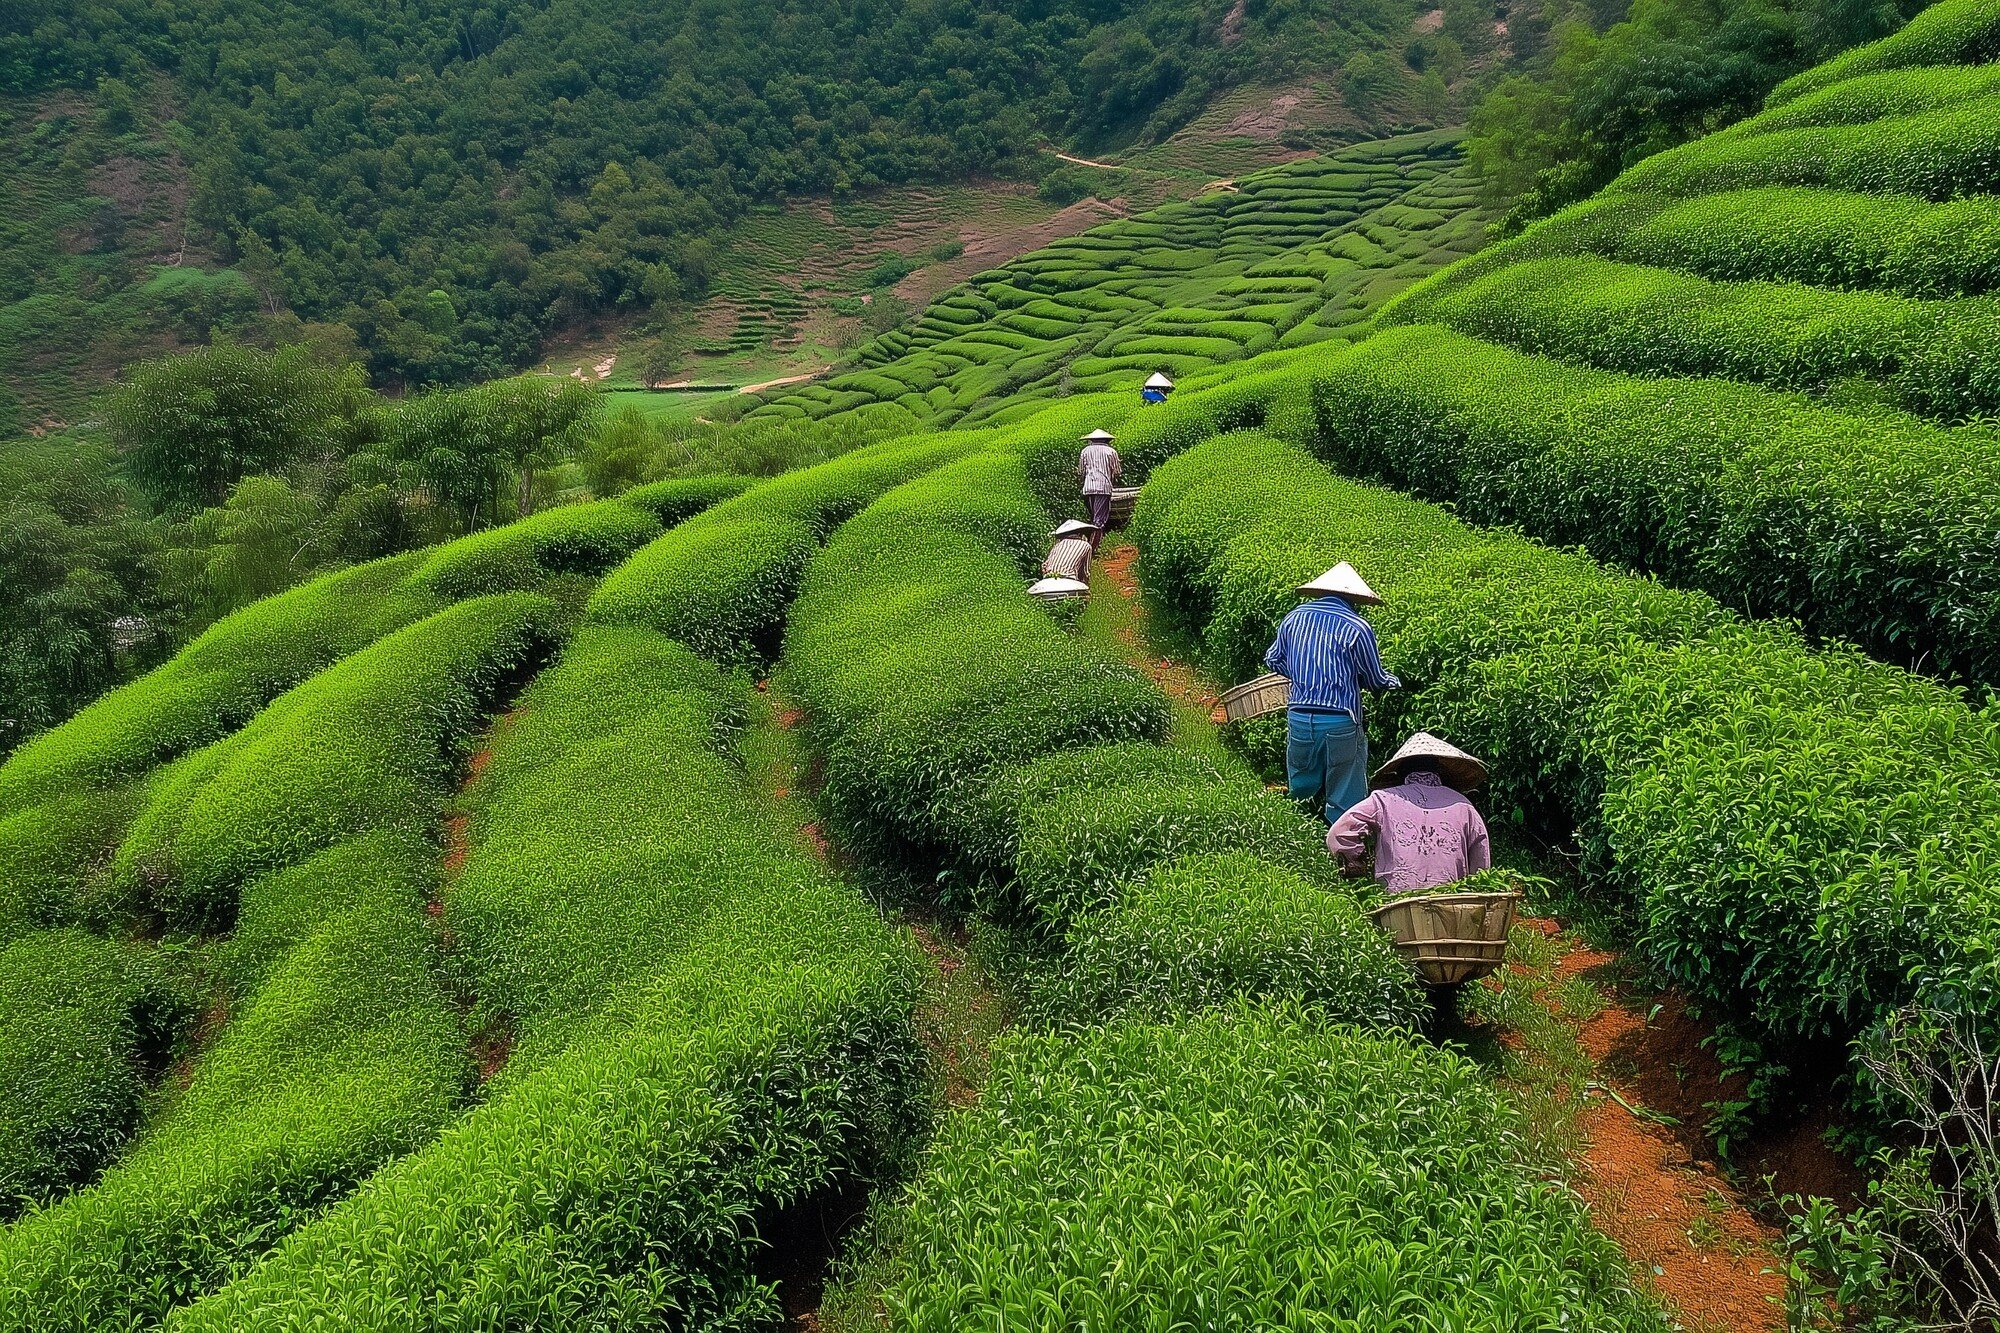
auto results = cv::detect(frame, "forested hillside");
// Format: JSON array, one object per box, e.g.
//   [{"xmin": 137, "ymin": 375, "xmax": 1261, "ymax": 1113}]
[{"xmin": 1, "ymin": 0, "xmax": 1508, "ymax": 423}]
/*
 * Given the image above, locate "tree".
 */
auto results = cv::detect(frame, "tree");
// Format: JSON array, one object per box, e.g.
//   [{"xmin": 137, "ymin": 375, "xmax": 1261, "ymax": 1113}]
[
  {"xmin": 386, "ymin": 387, "xmax": 509, "ymax": 532},
  {"xmin": 103, "ymin": 343, "xmax": 361, "ymax": 513},
  {"xmin": 478, "ymin": 376, "xmax": 601, "ymax": 516}
]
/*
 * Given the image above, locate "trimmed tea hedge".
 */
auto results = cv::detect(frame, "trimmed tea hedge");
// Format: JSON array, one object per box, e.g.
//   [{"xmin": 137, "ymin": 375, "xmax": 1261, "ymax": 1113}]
[
  {"xmin": 587, "ymin": 434, "xmax": 979, "ymax": 663},
  {"xmin": 0, "ymin": 833, "xmax": 467, "ymax": 1329},
  {"xmin": 1134, "ymin": 432, "xmax": 2000, "ymax": 1081},
  {"xmin": 172, "ymin": 623, "xmax": 925, "ymax": 1330},
  {"xmin": 858, "ymin": 1005, "xmax": 1667, "ymax": 1330},
  {"xmin": 617, "ymin": 473, "xmax": 757, "ymax": 526},
  {"xmin": 405, "ymin": 500, "xmax": 662, "ymax": 599},
  {"xmin": 113, "ymin": 593, "xmax": 558, "ymax": 931},
  {"xmin": 1299, "ymin": 324, "xmax": 2000, "ymax": 686},
  {"xmin": 1028, "ymin": 853, "xmax": 1424, "ymax": 1028},
  {"xmin": 779, "ymin": 450, "xmax": 1170, "ymax": 869},
  {"xmin": 1770, "ymin": 0, "xmax": 2000, "ymax": 104},
  {"xmin": 0, "ymin": 930, "xmax": 161, "ymax": 1213}
]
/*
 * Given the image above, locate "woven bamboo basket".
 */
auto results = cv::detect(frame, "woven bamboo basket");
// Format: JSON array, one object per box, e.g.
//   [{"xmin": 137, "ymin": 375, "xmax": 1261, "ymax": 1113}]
[
  {"xmin": 1216, "ymin": 672, "xmax": 1289, "ymax": 722},
  {"xmin": 1107, "ymin": 486, "xmax": 1141, "ymax": 529},
  {"xmin": 1367, "ymin": 892, "xmax": 1520, "ymax": 987},
  {"xmin": 1041, "ymin": 537, "xmax": 1093, "ymax": 581}
]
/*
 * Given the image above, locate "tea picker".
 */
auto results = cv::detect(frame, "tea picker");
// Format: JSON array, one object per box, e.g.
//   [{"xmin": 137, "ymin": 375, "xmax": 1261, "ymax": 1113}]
[
  {"xmin": 1141, "ymin": 371, "xmax": 1174, "ymax": 404},
  {"xmin": 1076, "ymin": 429, "xmax": 1121, "ymax": 545},
  {"xmin": 1253, "ymin": 562, "xmax": 1399, "ymax": 824},
  {"xmin": 1042, "ymin": 520, "xmax": 1098, "ymax": 582},
  {"xmin": 1341, "ymin": 734, "xmax": 1517, "ymax": 1024}
]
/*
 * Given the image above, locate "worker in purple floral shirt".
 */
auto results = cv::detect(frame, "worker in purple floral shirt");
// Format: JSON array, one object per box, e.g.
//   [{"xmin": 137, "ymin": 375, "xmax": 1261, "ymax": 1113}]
[
  {"xmin": 1329, "ymin": 732, "xmax": 1491, "ymax": 894},
  {"xmin": 1263, "ymin": 562, "xmax": 1399, "ymax": 822}
]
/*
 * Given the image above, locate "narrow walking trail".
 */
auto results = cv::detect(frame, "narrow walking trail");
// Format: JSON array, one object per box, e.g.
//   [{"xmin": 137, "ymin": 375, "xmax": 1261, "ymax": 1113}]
[{"xmin": 1086, "ymin": 535, "xmax": 1800, "ymax": 1332}]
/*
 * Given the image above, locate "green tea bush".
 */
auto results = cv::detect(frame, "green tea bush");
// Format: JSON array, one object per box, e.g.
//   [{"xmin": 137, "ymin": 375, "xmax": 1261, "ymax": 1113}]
[
  {"xmin": 1134, "ymin": 433, "xmax": 2000, "ymax": 1083},
  {"xmin": 1011, "ymin": 773, "xmax": 1330, "ymax": 927},
  {"xmin": 858, "ymin": 1005, "xmax": 1667, "ymax": 1330},
  {"xmin": 1770, "ymin": 0, "xmax": 2000, "ymax": 104},
  {"xmin": 1618, "ymin": 100, "xmax": 2000, "ymax": 201},
  {"xmin": 113, "ymin": 593, "xmax": 558, "ymax": 930},
  {"xmin": 172, "ymin": 622, "xmax": 925, "ymax": 1330},
  {"xmin": 586, "ymin": 435, "xmax": 977, "ymax": 663},
  {"xmin": 1753, "ymin": 62, "xmax": 2000, "ymax": 133},
  {"xmin": 780, "ymin": 451, "xmax": 1170, "ymax": 869},
  {"xmin": 406, "ymin": 501, "xmax": 662, "ymax": 599},
  {"xmin": 1028, "ymin": 854, "xmax": 1424, "ymax": 1028},
  {"xmin": 0, "ymin": 930, "xmax": 150, "ymax": 1212},
  {"xmin": 1301, "ymin": 324, "xmax": 2000, "ymax": 686},
  {"xmin": 0, "ymin": 833, "xmax": 469, "ymax": 1329}
]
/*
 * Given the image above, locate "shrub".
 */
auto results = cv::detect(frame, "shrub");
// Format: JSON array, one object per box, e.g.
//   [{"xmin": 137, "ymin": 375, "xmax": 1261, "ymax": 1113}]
[
  {"xmin": 1770, "ymin": 0, "xmax": 2000, "ymax": 104},
  {"xmin": 617, "ymin": 473, "xmax": 756, "ymax": 525},
  {"xmin": 405, "ymin": 501, "xmax": 661, "ymax": 599},
  {"xmin": 172, "ymin": 624, "xmax": 924, "ymax": 1331},
  {"xmin": 1133, "ymin": 432, "xmax": 2000, "ymax": 1089},
  {"xmin": 587, "ymin": 434, "xmax": 977, "ymax": 664},
  {"xmin": 0, "ymin": 833, "xmax": 469, "ymax": 1329},
  {"xmin": 112, "ymin": 594, "xmax": 558, "ymax": 930},
  {"xmin": 1299, "ymin": 324, "xmax": 2000, "ymax": 687},
  {"xmin": 856, "ymin": 1005, "xmax": 1668, "ymax": 1330},
  {"xmin": 1028, "ymin": 853, "xmax": 1424, "ymax": 1028},
  {"xmin": 0, "ymin": 931, "xmax": 150, "ymax": 1212},
  {"xmin": 779, "ymin": 451, "xmax": 1170, "ymax": 870}
]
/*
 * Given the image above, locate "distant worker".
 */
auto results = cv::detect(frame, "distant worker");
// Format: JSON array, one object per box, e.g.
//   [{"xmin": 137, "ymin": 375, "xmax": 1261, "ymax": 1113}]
[
  {"xmin": 1328, "ymin": 732, "xmax": 1491, "ymax": 894},
  {"xmin": 1263, "ymin": 562, "xmax": 1399, "ymax": 823},
  {"xmin": 1078, "ymin": 428, "xmax": 1122, "ymax": 547},
  {"xmin": 1142, "ymin": 372, "xmax": 1174, "ymax": 404}
]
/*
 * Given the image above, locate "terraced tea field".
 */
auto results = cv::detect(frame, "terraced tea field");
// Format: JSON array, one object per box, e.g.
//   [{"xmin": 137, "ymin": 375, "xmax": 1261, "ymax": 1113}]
[
  {"xmin": 750, "ymin": 130, "xmax": 1490, "ymax": 430},
  {"xmin": 4, "ymin": 2, "xmax": 1998, "ymax": 1327}
]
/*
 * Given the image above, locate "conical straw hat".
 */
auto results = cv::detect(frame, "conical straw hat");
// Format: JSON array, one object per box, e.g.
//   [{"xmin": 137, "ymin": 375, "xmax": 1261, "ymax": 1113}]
[
  {"xmin": 1049, "ymin": 519, "xmax": 1101, "ymax": 539},
  {"xmin": 1144, "ymin": 372, "xmax": 1175, "ymax": 390},
  {"xmin": 1027, "ymin": 576, "xmax": 1090, "ymax": 599},
  {"xmin": 1080, "ymin": 428, "xmax": 1116, "ymax": 444},
  {"xmin": 1371, "ymin": 732, "xmax": 1487, "ymax": 791},
  {"xmin": 1295, "ymin": 562, "xmax": 1380, "ymax": 604}
]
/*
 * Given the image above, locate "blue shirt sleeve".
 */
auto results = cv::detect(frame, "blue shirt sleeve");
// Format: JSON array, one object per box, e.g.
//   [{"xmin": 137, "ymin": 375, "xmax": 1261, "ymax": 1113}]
[
  {"xmin": 1263, "ymin": 615, "xmax": 1289, "ymax": 675},
  {"xmin": 1351, "ymin": 621, "xmax": 1400, "ymax": 691}
]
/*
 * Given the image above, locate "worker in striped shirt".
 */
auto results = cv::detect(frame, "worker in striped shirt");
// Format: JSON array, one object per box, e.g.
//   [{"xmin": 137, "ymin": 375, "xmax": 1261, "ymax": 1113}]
[{"xmin": 1263, "ymin": 562, "xmax": 1400, "ymax": 822}]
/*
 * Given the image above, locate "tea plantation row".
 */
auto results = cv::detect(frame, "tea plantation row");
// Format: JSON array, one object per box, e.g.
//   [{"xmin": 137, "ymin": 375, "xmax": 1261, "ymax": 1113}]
[{"xmin": 750, "ymin": 131, "xmax": 1490, "ymax": 434}]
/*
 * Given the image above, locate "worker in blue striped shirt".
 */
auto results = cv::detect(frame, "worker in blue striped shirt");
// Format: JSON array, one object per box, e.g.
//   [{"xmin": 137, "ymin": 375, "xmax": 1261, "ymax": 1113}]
[{"xmin": 1263, "ymin": 562, "xmax": 1400, "ymax": 822}]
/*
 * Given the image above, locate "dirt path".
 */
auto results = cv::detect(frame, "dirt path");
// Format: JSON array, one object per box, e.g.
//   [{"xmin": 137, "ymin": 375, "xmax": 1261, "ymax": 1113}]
[
  {"xmin": 1089, "ymin": 533, "xmax": 1805, "ymax": 1329},
  {"xmin": 1049, "ymin": 149, "xmax": 1122, "ymax": 171},
  {"xmin": 1093, "ymin": 542, "xmax": 1220, "ymax": 719},
  {"xmin": 438, "ymin": 710, "xmax": 523, "ymax": 1082},
  {"xmin": 1498, "ymin": 925, "xmax": 1791, "ymax": 1331},
  {"xmin": 739, "ymin": 366, "xmax": 831, "ymax": 396}
]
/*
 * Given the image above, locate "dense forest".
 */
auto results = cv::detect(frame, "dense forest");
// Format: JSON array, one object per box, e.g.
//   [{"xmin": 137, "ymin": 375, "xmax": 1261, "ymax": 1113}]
[{"xmin": 2, "ymin": 0, "xmax": 1451, "ymax": 397}]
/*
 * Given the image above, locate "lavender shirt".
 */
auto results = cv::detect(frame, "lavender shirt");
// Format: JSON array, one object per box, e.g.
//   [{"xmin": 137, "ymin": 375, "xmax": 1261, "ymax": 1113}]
[{"xmin": 1327, "ymin": 771, "xmax": 1491, "ymax": 895}]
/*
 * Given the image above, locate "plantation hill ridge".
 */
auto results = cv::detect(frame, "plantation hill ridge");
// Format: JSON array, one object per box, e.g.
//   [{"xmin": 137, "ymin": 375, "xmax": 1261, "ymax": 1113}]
[{"xmin": 4, "ymin": 0, "xmax": 2000, "ymax": 1328}]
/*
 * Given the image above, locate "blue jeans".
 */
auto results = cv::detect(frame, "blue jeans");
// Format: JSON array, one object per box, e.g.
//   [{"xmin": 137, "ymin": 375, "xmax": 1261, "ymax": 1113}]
[{"xmin": 1287, "ymin": 709, "xmax": 1368, "ymax": 824}]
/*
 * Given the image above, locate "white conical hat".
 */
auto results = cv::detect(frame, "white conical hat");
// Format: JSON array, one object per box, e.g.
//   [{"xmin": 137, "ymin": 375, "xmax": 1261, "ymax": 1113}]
[
  {"xmin": 1371, "ymin": 731, "xmax": 1487, "ymax": 791},
  {"xmin": 1028, "ymin": 576, "xmax": 1090, "ymax": 599},
  {"xmin": 1144, "ymin": 372, "xmax": 1174, "ymax": 390},
  {"xmin": 1296, "ymin": 562, "xmax": 1380, "ymax": 604},
  {"xmin": 1080, "ymin": 428, "xmax": 1116, "ymax": 444},
  {"xmin": 1049, "ymin": 519, "xmax": 1101, "ymax": 539}
]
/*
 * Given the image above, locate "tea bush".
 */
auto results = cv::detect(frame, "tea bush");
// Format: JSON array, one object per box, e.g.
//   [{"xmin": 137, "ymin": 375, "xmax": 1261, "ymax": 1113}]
[
  {"xmin": 0, "ymin": 930, "xmax": 151, "ymax": 1212},
  {"xmin": 780, "ymin": 451, "xmax": 1170, "ymax": 868},
  {"xmin": 587, "ymin": 434, "xmax": 978, "ymax": 663},
  {"xmin": 1028, "ymin": 854, "xmax": 1423, "ymax": 1028},
  {"xmin": 0, "ymin": 833, "xmax": 468, "ymax": 1329},
  {"xmin": 1770, "ymin": 0, "xmax": 2000, "ymax": 103},
  {"xmin": 1134, "ymin": 433, "xmax": 2000, "ymax": 1080},
  {"xmin": 1299, "ymin": 325, "xmax": 2000, "ymax": 686},
  {"xmin": 405, "ymin": 500, "xmax": 662, "ymax": 599},
  {"xmin": 173, "ymin": 623, "xmax": 925, "ymax": 1330},
  {"xmin": 112, "ymin": 593, "xmax": 558, "ymax": 930},
  {"xmin": 860, "ymin": 1005, "xmax": 1667, "ymax": 1330},
  {"xmin": 616, "ymin": 473, "xmax": 756, "ymax": 525}
]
